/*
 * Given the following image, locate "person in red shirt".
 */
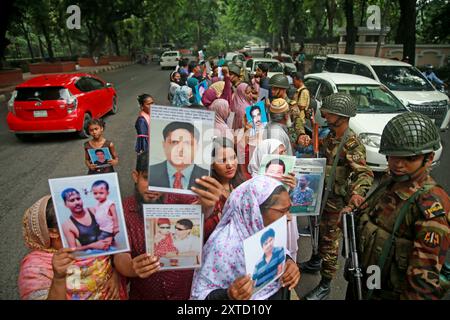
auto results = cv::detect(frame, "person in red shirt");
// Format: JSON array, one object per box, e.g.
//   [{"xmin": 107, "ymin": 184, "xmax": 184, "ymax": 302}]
[{"xmin": 113, "ymin": 152, "xmax": 223, "ymax": 300}]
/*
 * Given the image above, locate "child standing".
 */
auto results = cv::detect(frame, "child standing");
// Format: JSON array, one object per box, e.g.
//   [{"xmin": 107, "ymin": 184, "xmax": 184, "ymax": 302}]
[
  {"xmin": 135, "ymin": 94, "xmax": 153, "ymax": 154},
  {"xmin": 84, "ymin": 119, "xmax": 118, "ymax": 174},
  {"xmin": 91, "ymin": 180, "xmax": 119, "ymax": 244}
]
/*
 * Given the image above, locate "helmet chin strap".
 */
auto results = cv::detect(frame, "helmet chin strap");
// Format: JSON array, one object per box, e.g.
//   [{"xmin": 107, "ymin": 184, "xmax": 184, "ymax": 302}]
[{"xmin": 389, "ymin": 154, "xmax": 430, "ymax": 183}]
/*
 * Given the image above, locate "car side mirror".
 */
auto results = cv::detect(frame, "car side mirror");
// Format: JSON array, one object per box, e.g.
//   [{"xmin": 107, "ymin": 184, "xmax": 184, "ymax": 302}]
[{"xmin": 105, "ymin": 83, "xmax": 113, "ymax": 88}]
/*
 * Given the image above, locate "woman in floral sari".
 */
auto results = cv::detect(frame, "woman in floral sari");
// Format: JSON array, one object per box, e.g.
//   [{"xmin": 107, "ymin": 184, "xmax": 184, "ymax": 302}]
[{"xmin": 18, "ymin": 195, "xmax": 127, "ymax": 300}]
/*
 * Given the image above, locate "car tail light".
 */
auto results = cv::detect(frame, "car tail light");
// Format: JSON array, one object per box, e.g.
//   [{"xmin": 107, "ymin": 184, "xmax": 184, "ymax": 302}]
[
  {"xmin": 63, "ymin": 89, "xmax": 78, "ymax": 114},
  {"xmin": 7, "ymin": 90, "xmax": 17, "ymax": 115}
]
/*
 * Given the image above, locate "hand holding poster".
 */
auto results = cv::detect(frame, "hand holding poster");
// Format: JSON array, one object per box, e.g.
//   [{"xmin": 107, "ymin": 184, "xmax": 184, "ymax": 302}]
[
  {"xmin": 290, "ymin": 158, "xmax": 326, "ymax": 216},
  {"xmin": 144, "ymin": 204, "xmax": 203, "ymax": 270},
  {"xmin": 48, "ymin": 173, "xmax": 130, "ymax": 259},
  {"xmin": 148, "ymin": 105, "xmax": 215, "ymax": 195},
  {"xmin": 244, "ymin": 215, "xmax": 287, "ymax": 295},
  {"xmin": 87, "ymin": 147, "xmax": 112, "ymax": 168}
]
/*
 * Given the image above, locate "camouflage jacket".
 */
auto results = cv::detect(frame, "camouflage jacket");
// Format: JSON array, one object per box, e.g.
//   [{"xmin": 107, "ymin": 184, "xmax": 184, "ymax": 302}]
[
  {"xmin": 321, "ymin": 128, "xmax": 374, "ymax": 212},
  {"xmin": 358, "ymin": 172, "xmax": 450, "ymax": 300},
  {"xmin": 288, "ymin": 85, "xmax": 311, "ymax": 138}
]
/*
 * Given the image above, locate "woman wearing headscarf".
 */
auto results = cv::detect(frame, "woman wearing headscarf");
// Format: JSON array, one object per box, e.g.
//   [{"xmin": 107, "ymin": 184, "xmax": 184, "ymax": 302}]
[
  {"xmin": 208, "ymin": 98, "xmax": 233, "ymax": 141},
  {"xmin": 231, "ymin": 82, "xmax": 253, "ymax": 130},
  {"xmin": 247, "ymin": 139, "xmax": 300, "ymax": 262},
  {"xmin": 18, "ymin": 196, "xmax": 127, "ymax": 300},
  {"xmin": 190, "ymin": 175, "xmax": 300, "ymax": 300},
  {"xmin": 172, "ymin": 85, "xmax": 193, "ymax": 108},
  {"xmin": 201, "ymin": 67, "xmax": 232, "ymax": 108},
  {"xmin": 168, "ymin": 71, "xmax": 181, "ymax": 103}
]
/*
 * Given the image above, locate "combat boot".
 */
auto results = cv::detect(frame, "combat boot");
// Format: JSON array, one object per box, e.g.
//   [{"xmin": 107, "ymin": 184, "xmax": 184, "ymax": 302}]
[
  {"xmin": 303, "ymin": 277, "xmax": 331, "ymax": 300},
  {"xmin": 298, "ymin": 254, "xmax": 322, "ymax": 274}
]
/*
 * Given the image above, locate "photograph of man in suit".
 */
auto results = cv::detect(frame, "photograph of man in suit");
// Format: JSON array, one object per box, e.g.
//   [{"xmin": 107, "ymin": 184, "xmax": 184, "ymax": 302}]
[{"xmin": 149, "ymin": 121, "xmax": 209, "ymax": 191}]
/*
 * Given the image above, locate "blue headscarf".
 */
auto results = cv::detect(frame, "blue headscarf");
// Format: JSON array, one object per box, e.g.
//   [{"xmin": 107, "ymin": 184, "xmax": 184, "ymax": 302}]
[{"xmin": 172, "ymin": 85, "xmax": 192, "ymax": 108}]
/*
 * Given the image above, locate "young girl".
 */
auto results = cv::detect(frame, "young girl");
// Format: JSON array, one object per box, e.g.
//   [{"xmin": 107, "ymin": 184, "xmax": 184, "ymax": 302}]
[
  {"xmin": 84, "ymin": 119, "xmax": 118, "ymax": 175},
  {"xmin": 91, "ymin": 180, "xmax": 119, "ymax": 246},
  {"xmin": 135, "ymin": 94, "xmax": 153, "ymax": 154}
]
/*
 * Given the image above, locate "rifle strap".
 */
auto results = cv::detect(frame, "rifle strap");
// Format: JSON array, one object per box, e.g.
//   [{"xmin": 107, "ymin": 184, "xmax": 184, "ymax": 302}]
[
  {"xmin": 365, "ymin": 183, "xmax": 434, "ymax": 300},
  {"xmin": 318, "ymin": 128, "xmax": 350, "ymax": 221}
]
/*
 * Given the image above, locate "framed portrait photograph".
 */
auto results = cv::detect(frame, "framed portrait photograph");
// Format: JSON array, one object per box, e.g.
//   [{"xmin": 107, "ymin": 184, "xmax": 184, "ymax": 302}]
[
  {"xmin": 148, "ymin": 105, "xmax": 215, "ymax": 195},
  {"xmin": 87, "ymin": 147, "xmax": 112, "ymax": 168},
  {"xmin": 143, "ymin": 204, "xmax": 203, "ymax": 270},
  {"xmin": 245, "ymin": 100, "xmax": 268, "ymax": 135},
  {"xmin": 258, "ymin": 154, "xmax": 296, "ymax": 181},
  {"xmin": 244, "ymin": 215, "xmax": 287, "ymax": 295},
  {"xmin": 290, "ymin": 158, "xmax": 326, "ymax": 216},
  {"xmin": 48, "ymin": 172, "xmax": 130, "ymax": 259}
]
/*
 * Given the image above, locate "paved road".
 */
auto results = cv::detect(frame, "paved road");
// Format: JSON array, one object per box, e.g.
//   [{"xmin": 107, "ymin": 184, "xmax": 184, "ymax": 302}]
[{"xmin": 0, "ymin": 63, "xmax": 448, "ymax": 299}]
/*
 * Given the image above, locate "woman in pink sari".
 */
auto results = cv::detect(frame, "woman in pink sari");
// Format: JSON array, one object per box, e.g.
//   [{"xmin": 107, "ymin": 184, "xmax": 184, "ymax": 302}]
[
  {"xmin": 209, "ymin": 98, "xmax": 233, "ymax": 141},
  {"xmin": 231, "ymin": 82, "xmax": 259, "ymax": 130},
  {"xmin": 18, "ymin": 195, "xmax": 127, "ymax": 300}
]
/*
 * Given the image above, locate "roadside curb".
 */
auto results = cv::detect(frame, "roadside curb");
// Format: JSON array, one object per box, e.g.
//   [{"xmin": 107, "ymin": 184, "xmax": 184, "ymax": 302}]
[{"xmin": 0, "ymin": 61, "xmax": 135, "ymax": 103}]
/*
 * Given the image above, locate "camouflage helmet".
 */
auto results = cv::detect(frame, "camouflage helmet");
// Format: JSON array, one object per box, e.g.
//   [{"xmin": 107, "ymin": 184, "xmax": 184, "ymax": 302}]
[
  {"xmin": 268, "ymin": 74, "xmax": 290, "ymax": 89},
  {"xmin": 379, "ymin": 112, "xmax": 440, "ymax": 156},
  {"xmin": 228, "ymin": 63, "xmax": 241, "ymax": 76},
  {"xmin": 321, "ymin": 93, "xmax": 356, "ymax": 117}
]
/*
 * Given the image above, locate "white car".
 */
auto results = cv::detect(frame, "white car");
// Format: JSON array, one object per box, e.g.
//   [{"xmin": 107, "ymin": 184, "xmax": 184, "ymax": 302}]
[
  {"xmin": 244, "ymin": 58, "xmax": 284, "ymax": 78},
  {"xmin": 265, "ymin": 52, "xmax": 297, "ymax": 73},
  {"xmin": 304, "ymin": 73, "xmax": 443, "ymax": 172},
  {"xmin": 225, "ymin": 52, "xmax": 245, "ymax": 64},
  {"xmin": 323, "ymin": 54, "xmax": 450, "ymax": 130},
  {"xmin": 159, "ymin": 51, "xmax": 181, "ymax": 69}
]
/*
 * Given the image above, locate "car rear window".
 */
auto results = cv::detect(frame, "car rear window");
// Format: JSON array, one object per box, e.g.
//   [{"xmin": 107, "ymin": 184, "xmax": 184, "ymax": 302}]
[
  {"xmin": 15, "ymin": 87, "xmax": 68, "ymax": 101},
  {"xmin": 163, "ymin": 52, "xmax": 178, "ymax": 57},
  {"xmin": 256, "ymin": 61, "xmax": 283, "ymax": 72}
]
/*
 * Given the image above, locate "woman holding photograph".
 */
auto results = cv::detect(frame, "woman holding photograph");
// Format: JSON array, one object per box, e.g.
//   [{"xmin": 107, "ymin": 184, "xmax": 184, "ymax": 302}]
[
  {"xmin": 84, "ymin": 118, "xmax": 118, "ymax": 175},
  {"xmin": 18, "ymin": 195, "xmax": 126, "ymax": 300},
  {"xmin": 204, "ymin": 137, "xmax": 246, "ymax": 242},
  {"xmin": 191, "ymin": 175, "xmax": 300, "ymax": 300}
]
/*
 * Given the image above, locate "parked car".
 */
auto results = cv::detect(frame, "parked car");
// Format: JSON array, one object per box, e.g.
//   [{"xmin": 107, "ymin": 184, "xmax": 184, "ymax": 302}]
[
  {"xmin": 244, "ymin": 58, "xmax": 284, "ymax": 78},
  {"xmin": 159, "ymin": 50, "xmax": 181, "ymax": 69},
  {"xmin": 310, "ymin": 56, "xmax": 326, "ymax": 73},
  {"xmin": 225, "ymin": 52, "xmax": 246, "ymax": 64},
  {"xmin": 265, "ymin": 52, "xmax": 297, "ymax": 73},
  {"xmin": 7, "ymin": 73, "xmax": 117, "ymax": 140},
  {"xmin": 322, "ymin": 54, "xmax": 450, "ymax": 130},
  {"xmin": 303, "ymin": 72, "xmax": 443, "ymax": 172}
]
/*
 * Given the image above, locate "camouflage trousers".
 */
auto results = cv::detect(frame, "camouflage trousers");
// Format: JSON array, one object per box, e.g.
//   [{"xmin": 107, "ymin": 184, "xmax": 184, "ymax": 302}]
[{"xmin": 318, "ymin": 210, "xmax": 342, "ymax": 279}]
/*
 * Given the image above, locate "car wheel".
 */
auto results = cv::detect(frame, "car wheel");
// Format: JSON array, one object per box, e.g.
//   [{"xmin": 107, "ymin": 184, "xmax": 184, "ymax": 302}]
[
  {"xmin": 78, "ymin": 113, "xmax": 92, "ymax": 138},
  {"xmin": 110, "ymin": 96, "xmax": 118, "ymax": 114},
  {"xmin": 15, "ymin": 133, "xmax": 34, "ymax": 142}
]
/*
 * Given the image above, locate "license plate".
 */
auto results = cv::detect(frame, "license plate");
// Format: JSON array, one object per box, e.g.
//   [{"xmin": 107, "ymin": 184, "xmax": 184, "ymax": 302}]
[{"xmin": 33, "ymin": 110, "xmax": 48, "ymax": 118}]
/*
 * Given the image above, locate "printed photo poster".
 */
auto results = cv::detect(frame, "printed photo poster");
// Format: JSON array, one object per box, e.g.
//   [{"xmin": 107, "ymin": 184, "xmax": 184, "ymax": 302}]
[
  {"xmin": 148, "ymin": 105, "xmax": 215, "ymax": 195},
  {"xmin": 48, "ymin": 172, "xmax": 130, "ymax": 259},
  {"xmin": 290, "ymin": 158, "xmax": 326, "ymax": 216},
  {"xmin": 258, "ymin": 154, "xmax": 296, "ymax": 181},
  {"xmin": 194, "ymin": 80, "xmax": 208, "ymax": 104},
  {"xmin": 143, "ymin": 204, "xmax": 203, "ymax": 270},
  {"xmin": 87, "ymin": 147, "xmax": 112, "ymax": 168},
  {"xmin": 245, "ymin": 100, "xmax": 268, "ymax": 135},
  {"xmin": 244, "ymin": 215, "xmax": 287, "ymax": 295}
]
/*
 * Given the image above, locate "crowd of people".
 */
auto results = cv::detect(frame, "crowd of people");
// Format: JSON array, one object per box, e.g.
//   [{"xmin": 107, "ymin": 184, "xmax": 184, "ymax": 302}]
[{"xmin": 17, "ymin": 55, "xmax": 449, "ymax": 301}]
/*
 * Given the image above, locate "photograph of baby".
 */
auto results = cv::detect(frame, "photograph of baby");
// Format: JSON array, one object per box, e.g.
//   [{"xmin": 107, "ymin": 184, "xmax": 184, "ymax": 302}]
[
  {"xmin": 258, "ymin": 154, "xmax": 296, "ymax": 180},
  {"xmin": 290, "ymin": 173, "xmax": 322, "ymax": 214},
  {"xmin": 245, "ymin": 101, "xmax": 268, "ymax": 135},
  {"xmin": 143, "ymin": 204, "xmax": 203, "ymax": 270},
  {"xmin": 48, "ymin": 172, "xmax": 130, "ymax": 259},
  {"xmin": 87, "ymin": 147, "xmax": 112, "ymax": 168},
  {"xmin": 244, "ymin": 215, "xmax": 287, "ymax": 294}
]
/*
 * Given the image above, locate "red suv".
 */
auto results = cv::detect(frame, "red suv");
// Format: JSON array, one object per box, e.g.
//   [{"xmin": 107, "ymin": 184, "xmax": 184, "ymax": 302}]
[{"xmin": 7, "ymin": 73, "xmax": 117, "ymax": 140}]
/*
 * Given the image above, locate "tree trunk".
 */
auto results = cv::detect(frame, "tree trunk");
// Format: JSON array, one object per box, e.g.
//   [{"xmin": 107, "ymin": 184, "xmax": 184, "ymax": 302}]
[
  {"xmin": 344, "ymin": 0, "xmax": 357, "ymax": 54},
  {"xmin": 360, "ymin": 0, "xmax": 367, "ymax": 26},
  {"xmin": 325, "ymin": 0, "xmax": 337, "ymax": 41},
  {"xmin": 37, "ymin": 36, "xmax": 46, "ymax": 58},
  {"xmin": 375, "ymin": 1, "xmax": 390, "ymax": 57},
  {"xmin": 21, "ymin": 22, "xmax": 35, "ymax": 60},
  {"xmin": 398, "ymin": 0, "xmax": 416, "ymax": 65},
  {"xmin": 109, "ymin": 27, "xmax": 121, "ymax": 56},
  {"xmin": 40, "ymin": 22, "xmax": 54, "ymax": 60},
  {"xmin": 65, "ymin": 31, "xmax": 74, "ymax": 56},
  {"xmin": 0, "ymin": 1, "xmax": 14, "ymax": 69}
]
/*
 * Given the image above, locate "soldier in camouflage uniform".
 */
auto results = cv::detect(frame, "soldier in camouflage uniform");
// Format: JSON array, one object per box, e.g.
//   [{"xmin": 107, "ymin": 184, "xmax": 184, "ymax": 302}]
[
  {"xmin": 346, "ymin": 112, "xmax": 449, "ymax": 300},
  {"xmin": 298, "ymin": 93, "xmax": 374, "ymax": 300},
  {"xmin": 290, "ymin": 72, "xmax": 311, "ymax": 145}
]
